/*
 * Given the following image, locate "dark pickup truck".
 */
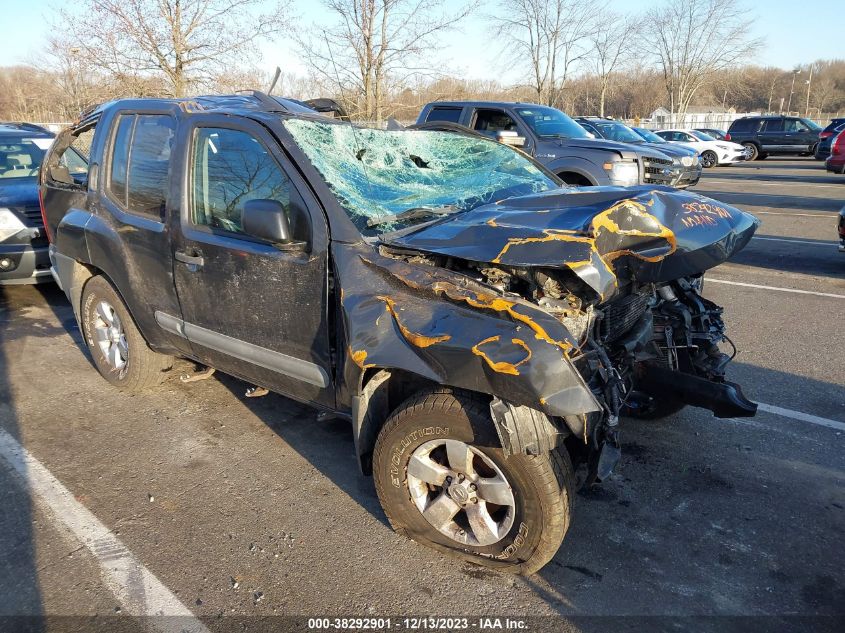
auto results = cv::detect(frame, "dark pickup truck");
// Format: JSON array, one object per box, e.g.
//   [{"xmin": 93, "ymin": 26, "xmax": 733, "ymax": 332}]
[
  {"xmin": 416, "ymin": 101, "xmax": 683, "ymax": 188},
  {"xmin": 41, "ymin": 93, "xmax": 758, "ymax": 574}
]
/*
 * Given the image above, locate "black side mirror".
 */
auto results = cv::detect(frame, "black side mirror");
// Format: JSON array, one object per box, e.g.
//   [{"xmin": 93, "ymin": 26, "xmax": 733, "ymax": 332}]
[{"xmin": 242, "ymin": 199, "xmax": 296, "ymax": 246}]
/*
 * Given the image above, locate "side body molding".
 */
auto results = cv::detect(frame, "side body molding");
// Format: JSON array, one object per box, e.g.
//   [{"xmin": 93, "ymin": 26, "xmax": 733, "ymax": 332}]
[{"xmin": 154, "ymin": 311, "xmax": 330, "ymax": 388}]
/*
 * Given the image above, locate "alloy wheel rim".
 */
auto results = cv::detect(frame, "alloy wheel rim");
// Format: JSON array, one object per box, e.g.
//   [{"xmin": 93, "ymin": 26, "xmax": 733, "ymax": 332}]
[
  {"xmin": 93, "ymin": 301, "xmax": 128, "ymax": 371},
  {"xmin": 406, "ymin": 439, "xmax": 516, "ymax": 547}
]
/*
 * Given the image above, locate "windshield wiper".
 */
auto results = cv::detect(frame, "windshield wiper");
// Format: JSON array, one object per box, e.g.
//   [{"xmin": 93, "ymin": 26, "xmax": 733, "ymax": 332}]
[{"xmin": 367, "ymin": 205, "xmax": 460, "ymax": 228}]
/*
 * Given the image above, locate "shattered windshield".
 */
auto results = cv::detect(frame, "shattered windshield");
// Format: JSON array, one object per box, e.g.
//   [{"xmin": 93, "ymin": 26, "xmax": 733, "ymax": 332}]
[{"xmin": 283, "ymin": 119, "xmax": 557, "ymax": 234}]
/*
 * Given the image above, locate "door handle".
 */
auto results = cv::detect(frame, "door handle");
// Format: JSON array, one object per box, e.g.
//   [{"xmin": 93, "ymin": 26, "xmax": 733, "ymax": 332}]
[{"xmin": 175, "ymin": 249, "xmax": 204, "ymax": 269}]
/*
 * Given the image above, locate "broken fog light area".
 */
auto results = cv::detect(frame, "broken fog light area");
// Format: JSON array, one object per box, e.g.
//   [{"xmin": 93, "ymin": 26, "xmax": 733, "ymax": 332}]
[{"xmin": 283, "ymin": 119, "xmax": 557, "ymax": 234}]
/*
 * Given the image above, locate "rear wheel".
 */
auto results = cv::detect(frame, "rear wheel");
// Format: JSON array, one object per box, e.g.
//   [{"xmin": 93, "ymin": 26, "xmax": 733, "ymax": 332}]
[
  {"xmin": 80, "ymin": 275, "xmax": 173, "ymax": 390},
  {"xmin": 373, "ymin": 391, "xmax": 573, "ymax": 574},
  {"xmin": 700, "ymin": 151, "xmax": 718, "ymax": 168},
  {"xmin": 742, "ymin": 142, "xmax": 759, "ymax": 161}
]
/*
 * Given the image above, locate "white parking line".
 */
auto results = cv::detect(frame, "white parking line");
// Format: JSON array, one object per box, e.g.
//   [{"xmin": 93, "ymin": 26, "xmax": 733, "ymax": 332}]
[
  {"xmin": 757, "ymin": 403, "xmax": 845, "ymax": 432},
  {"xmin": 704, "ymin": 178, "xmax": 845, "ymax": 190},
  {"xmin": 754, "ymin": 211, "xmax": 835, "ymax": 218},
  {"xmin": 751, "ymin": 236, "xmax": 837, "ymax": 246},
  {"xmin": 0, "ymin": 428, "xmax": 209, "ymax": 633},
  {"xmin": 707, "ymin": 278, "xmax": 845, "ymax": 299}
]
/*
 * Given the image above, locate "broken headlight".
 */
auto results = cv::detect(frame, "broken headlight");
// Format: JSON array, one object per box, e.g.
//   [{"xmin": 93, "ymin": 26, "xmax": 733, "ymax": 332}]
[{"xmin": 0, "ymin": 208, "xmax": 28, "ymax": 242}]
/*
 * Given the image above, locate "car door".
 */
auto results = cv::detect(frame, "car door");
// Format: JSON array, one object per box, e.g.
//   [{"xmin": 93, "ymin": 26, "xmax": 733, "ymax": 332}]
[
  {"xmin": 169, "ymin": 115, "xmax": 334, "ymax": 408},
  {"xmin": 783, "ymin": 118, "xmax": 814, "ymax": 152},
  {"xmin": 87, "ymin": 109, "xmax": 194, "ymax": 356},
  {"xmin": 758, "ymin": 118, "xmax": 785, "ymax": 151}
]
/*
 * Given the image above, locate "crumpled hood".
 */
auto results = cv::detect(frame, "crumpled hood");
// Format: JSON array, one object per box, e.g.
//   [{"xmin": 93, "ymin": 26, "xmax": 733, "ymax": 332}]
[{"xmin": 383, "ymin": 185, "xmax": 759, "ymax": 300}]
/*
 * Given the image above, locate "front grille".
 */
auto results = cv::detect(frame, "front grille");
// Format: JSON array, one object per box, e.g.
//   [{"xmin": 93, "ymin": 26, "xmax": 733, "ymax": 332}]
[
  {"xmin": 642, "ymin": 155, "xmax": 677, "ymax": 184},
  {"xmin": 600, "ymin": 293, "xmax": 650, "ymax": 342},
  {"xmin": 13, "ymin": 205, "xmax": 43, "ymax": 226}
]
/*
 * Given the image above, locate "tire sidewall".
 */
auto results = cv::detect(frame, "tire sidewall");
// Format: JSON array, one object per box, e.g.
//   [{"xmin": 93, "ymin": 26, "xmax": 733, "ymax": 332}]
[
  {"xmin": 374, "ymin": 399, "xmax": 562, "ymax": 570},
  {"xmin": 81, "ymin": 277, "xmax": 135, "ymax": 386},
  {"xmin": 742, "ymin": 142, "xmax": 758, "ymax": 161}
]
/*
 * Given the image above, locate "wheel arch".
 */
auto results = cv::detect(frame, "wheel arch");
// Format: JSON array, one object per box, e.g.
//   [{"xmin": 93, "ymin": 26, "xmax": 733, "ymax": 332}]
[{"xmin": 352, "ymin": 367, "xmax": 448, "ymax": 475}]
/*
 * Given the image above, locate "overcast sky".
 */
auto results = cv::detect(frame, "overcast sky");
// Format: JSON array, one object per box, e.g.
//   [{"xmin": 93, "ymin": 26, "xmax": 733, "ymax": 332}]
[{"xmin": 5, "ymin": 0, "xmax": 842, "ymax": 82}]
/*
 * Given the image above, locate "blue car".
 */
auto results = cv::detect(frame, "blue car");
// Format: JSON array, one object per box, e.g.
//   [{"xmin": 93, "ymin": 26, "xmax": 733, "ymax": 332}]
[{"xmin": 0, "ymin": 123, "xmax": 87, "ymax": 284}]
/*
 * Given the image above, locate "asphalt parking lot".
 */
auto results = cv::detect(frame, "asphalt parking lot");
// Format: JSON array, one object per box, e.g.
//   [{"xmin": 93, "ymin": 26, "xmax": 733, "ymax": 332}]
[{"xmin": 1, "ymin": 158, "xmax": 843, "ymax": 632}]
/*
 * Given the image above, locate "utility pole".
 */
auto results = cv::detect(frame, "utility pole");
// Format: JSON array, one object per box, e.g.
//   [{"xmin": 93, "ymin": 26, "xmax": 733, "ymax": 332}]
[{"xmin": 804, "ymin": 64, "xmax": 814, "ymax": 118}]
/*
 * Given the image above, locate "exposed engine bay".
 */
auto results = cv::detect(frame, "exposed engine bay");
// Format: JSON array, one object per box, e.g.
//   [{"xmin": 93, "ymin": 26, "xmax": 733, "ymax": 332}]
[{"xmin": 378, "ymin": 245, "xmax": 756, "ymax": 484}]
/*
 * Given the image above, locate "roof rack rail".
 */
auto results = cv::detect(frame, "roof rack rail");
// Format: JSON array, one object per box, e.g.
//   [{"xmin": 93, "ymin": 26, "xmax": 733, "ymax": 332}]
[{"xmin": 234, "ymin": 90, "xmax": 290, "ymax": 113}]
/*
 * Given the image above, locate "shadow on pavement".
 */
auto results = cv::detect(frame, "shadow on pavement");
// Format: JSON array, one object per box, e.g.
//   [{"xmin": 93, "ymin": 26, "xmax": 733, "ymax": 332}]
[
  {"xmin": 214, "ymin": 373, "xmax": 391, "ymax": 529},
  {"xmin": 703, "ymin": 170, "xmax": 839, "ymax": 186},
  {"xmin": 0, "ymin": 285, "xmax": 44, "ymax": 630},
  {"xmin": 719, "ymin": 237, "xmax": 845, "ymax": 281}
]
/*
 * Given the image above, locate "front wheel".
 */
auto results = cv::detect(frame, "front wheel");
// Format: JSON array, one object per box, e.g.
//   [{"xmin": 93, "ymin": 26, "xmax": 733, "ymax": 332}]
[
  {"xmin": 373, "ymin": 391, "xmax": 573, "ymax": 574},
  {"xmin": 700, "ymin": 150, "xmax": 718, "ymax": 168}
]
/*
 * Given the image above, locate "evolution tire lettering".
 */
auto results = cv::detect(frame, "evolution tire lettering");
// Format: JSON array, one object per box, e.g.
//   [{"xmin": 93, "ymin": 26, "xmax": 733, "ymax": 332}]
[{"xmin": 390, "ymin": 426, "xmax": 449, "ymax": 488}]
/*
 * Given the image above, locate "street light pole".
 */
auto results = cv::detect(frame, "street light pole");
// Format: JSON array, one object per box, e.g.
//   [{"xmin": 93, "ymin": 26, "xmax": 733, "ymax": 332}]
[
  {"xmin": 786, "ymin": 69, "xmax": 801, "ymax": 114},
  {"xmin": 805, "ymin": 65, "xmax": 814, "ymax": 118}
]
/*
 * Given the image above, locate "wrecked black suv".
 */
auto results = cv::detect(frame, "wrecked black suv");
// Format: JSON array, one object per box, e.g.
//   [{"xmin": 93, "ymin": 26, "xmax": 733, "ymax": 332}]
[{"xmin": 41, "ymin": 93, "xmax": 758, "ymax": 574}]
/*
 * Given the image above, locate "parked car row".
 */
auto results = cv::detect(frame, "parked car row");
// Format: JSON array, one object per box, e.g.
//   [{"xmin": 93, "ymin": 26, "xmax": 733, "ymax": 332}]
[
  {"xmin": 23, "ymin": 103, "xmax": 843, "ymax": 289},
  {"xmin": 416, "ymin": 102, "xmax": 692, "ymax": 188}
]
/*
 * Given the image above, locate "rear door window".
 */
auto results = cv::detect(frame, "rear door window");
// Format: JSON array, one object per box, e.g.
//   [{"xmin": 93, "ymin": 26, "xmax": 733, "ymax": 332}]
[
  {"xmin": 729, "ymin": 118, "xmax": 759, "ymax": 134},
  {"xmin": 473, "ymin": 109, "xmax": 519, "ymax": 137},
  {"xmin": 107, "ymin": 113, "xmax": 175, "ymax": 220},
  {"xmin": 762, "ymin": 119, "xmax": 784, "ymax": 132},
  {"xmin": 426, "ymin": 107, "xmax": 463, "ymax": 124}
]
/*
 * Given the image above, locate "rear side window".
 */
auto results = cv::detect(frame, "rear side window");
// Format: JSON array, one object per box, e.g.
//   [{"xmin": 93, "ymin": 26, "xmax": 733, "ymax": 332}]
[
  {"xmin": 473, "ymin": 109, "xmax": 519, "ymax": 135},
  {"xmin": 729, "ymin": 118, "xmax": 759, "ymax": 134},
  {"xmin": 107, "ymin": 113, "xmax": 175, "ymax": 220},
  {"xmin": 43, "ymin": 124, "xmax": 94, "ymax": 189},
  {"xmin": 426, "ymin": 107, "xmax": 462, "ymax": 124},
  {"xmin": 109, "ymin": 116, "xmax": 133, "ymax": 204}
]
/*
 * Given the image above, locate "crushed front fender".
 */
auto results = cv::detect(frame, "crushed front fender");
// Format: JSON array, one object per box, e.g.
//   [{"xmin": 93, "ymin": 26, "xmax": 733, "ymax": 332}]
[{"xmin": 335, "ymin": 243, "xmax": 602, "ymax": 419}]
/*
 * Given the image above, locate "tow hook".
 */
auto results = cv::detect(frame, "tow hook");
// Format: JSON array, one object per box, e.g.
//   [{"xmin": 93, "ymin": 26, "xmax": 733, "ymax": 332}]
[{"xmin": 587, "ymin": 416, "xmax": 621, "ymax": 486}]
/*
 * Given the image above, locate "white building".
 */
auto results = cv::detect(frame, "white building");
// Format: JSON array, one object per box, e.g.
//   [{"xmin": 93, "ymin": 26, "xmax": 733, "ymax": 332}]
[{"xmin": 647, "ymin": 106, "xmax": 761, "ymax": 129}]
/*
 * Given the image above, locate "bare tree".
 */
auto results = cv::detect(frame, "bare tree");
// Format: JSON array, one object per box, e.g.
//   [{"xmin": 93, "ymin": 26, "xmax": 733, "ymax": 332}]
[
  {"xmin": 492, "ymin": 0, "xmax": 595, "ymax": 107},
  {"xmin": 646, "ymin": 0, "xmax": 761, "ymax": 123},
  {"xmin": 589, "ymin": 12, "xmax": 641, "ymax": 117},
  {"xmin": 299, "ymin": 0, "xmax": 475, "ymax": 123},
  {"xmin": 58, "ymin": 0, "xmax": 289, "ymax": 98}
]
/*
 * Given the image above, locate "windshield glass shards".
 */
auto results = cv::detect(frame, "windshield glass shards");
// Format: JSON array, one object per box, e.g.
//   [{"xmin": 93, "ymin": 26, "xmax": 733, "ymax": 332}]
[{"xmin": 283, "ymin": 119, "xmax": 557, "ymax": 234}]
